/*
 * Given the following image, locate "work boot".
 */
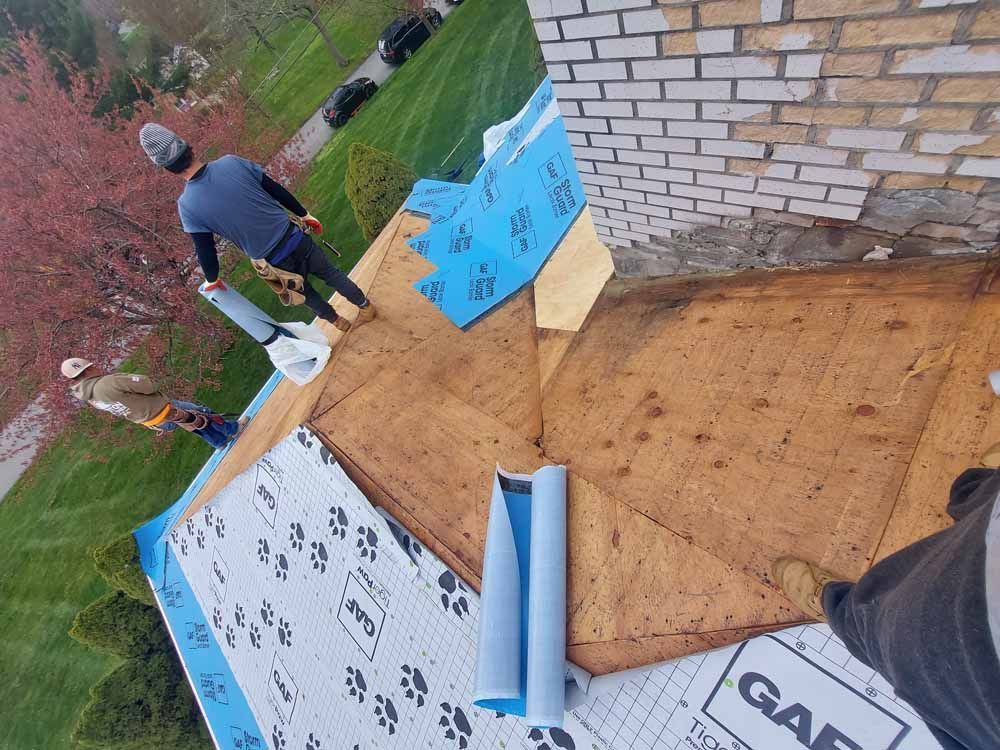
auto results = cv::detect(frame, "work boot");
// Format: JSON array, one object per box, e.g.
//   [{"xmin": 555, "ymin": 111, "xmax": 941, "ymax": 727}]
[
  {"xmin": 354, "ymin": 301, "xmax": 377, "ymax": 329},
  {"xmin": 772, "ymin": 557, "xmax": 840, "ymax": 622},
  {"xmin": 331, "ymin": 315, "xmax": 351, "ymax": 333}
]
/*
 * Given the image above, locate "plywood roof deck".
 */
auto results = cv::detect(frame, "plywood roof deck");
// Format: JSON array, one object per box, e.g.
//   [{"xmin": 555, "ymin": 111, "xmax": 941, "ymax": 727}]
[{"xmin": 186, "ymin": 209, "xmax": 1000, "ymax": 674}]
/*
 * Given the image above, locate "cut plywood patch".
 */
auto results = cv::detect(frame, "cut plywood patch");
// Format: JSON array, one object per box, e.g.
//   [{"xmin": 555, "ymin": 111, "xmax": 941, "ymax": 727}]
[
  {"xmin": 310, "ymin": 212, "xmax": 447, "ymax": 419},
  {"xmin": 314, "ymin": 366, "xmax": 797, "ymax": 675},
  {"xmin": 876, "ymin": 261, "xmax": 1000, "ymax": 560},
  {"xmin": 533, "ymin": 206, "xmax": 614, "ymax": 332},
  {"xmin": 542, "ymin": 258, "xmax": 988, "ymax": 589},
  {"xmin": 177, "ymin": 212, "xmax": 402, "ymax": 524},
  {"xmin": 375, "ymin": 286, "xmax": 543, "ymax": 442},
  {"xmin": 538, "ymin": 328, "xmax": 576, "ymax": 394}
]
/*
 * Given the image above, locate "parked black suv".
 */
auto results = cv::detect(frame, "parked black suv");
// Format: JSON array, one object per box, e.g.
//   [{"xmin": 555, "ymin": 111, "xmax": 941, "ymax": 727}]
[
  {"xmin": 377, "ymin": 9, "xmax": 443, "ymax": 64},
  {"xmin": 322, "ymin": 77, "xmax": 378, "ymax": 128}
]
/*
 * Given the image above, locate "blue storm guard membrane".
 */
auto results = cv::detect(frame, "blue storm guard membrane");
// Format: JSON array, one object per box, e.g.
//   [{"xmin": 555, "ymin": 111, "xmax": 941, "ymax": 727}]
[
  {"xmin": 403, "ymin": 77, "xmax": 585, "ymax": 329},
  {"xmin": 474, "ymin": 465, "xmax": 569, "ymax": 728}
]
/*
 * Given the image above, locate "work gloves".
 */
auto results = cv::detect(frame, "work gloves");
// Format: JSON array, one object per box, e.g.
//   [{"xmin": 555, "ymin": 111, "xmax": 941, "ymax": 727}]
[{"xmin": 302, "ymin": 213, "xmax": 324, "ymax": 234}]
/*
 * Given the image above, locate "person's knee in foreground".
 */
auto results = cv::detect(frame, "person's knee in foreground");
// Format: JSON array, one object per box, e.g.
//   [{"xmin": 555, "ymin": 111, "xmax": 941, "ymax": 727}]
[
  {"xmin": 138, "ymin": 122, "xmax": 376, "ymax": 333},
  {"xmin": 773, "ymin": 468, "xmax": 1000, "ymax": 750},
  {"xmin": 60, "ymin": 358, "xmax": 246, "ymax": 450}
]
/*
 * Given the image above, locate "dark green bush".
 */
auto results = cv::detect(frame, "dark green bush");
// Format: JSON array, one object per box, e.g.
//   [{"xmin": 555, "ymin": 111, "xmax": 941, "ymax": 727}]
[
  {"xmin": 69, "ymin": 591, "xmax": 169, "ymax": 658},
  {"xmin": 93, "ymin": 534, "xmax": 154, "ymax": 605},
  {"xmin": 345, "ymin": 142, "xmax": 417, "ymax": 242},
  {"xmin": 72, "ymin": 652, "xmax": 208, "ymax": 750}
]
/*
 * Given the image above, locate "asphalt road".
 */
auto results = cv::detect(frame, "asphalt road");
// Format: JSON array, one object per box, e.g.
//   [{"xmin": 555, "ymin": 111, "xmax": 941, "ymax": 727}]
[{"xmin": 283, "ymin": 0, "xmax": 458, "ymax": 164}]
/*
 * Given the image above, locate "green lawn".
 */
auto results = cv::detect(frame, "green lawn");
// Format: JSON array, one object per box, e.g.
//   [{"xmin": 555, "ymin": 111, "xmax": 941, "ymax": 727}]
[
  {"xmin": 0, "ymin": 1, "xmax": 541, "ymax": 747},
  {"xmin": 302, "ymin": 0, "xmax": 545, "ymax": 269},
  {"xmin": 239, "ymin": 4, "xmax": 398, "ymax": 136},
  {"xmin": 0, "ymin": 274, "xmax": 310, "ymax": 750}
]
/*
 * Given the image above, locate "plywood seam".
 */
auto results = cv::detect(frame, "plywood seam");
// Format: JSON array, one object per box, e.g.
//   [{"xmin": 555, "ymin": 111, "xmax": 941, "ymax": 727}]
[
  {"xmin": 567, "ymin": 620, "xmax": 811, "ymax": 647},
  {"xmin": 310, "ymin": 421, "xmax": 484, "ymax": 586},
  {"xmin": 869, "ymin": 266, "xmax": 990, "ymax": 565}
]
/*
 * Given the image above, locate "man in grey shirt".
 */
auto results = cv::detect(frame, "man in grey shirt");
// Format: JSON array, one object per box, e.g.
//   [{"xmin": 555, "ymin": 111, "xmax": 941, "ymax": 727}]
[
  {"xmin": 139, "ymin": 123, "xmax": 375, "ymax": 333},
  {"xmin": 775, "ymin": 469, "xmax": 1000, "ymax": 750}
]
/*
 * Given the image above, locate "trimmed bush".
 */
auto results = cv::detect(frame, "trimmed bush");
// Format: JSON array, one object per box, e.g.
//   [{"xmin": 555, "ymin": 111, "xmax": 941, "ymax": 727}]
[
  {"xmin": 72, "ymin": 652, "xmax": 208, "ymax": 750},
  {"xmin": 94, "ymin": 533, "xmax": 154, "ymax": 605},
  {"xmin": 345, "ymin": 142, "xmax": 417, "ymax": 242},
  {"xmin": 69, "ymin": 591, "xmax": 169, "ymax": 658}
]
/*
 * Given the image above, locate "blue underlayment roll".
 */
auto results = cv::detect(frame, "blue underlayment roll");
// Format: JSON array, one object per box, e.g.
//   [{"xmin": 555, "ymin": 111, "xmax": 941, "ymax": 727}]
[{"xmin": 474, "ymin": 464, "xmax": 569, "ymax": 728}]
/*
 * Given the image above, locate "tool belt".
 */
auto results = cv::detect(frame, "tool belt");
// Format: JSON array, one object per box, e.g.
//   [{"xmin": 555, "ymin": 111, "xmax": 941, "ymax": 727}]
[{"xmin": 251, "ymin": 258, "xmax": 306, "ymax": 307}]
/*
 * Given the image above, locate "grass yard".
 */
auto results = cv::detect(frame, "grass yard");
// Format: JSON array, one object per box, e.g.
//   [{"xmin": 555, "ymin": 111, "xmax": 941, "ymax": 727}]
[
  {"xmin": 302, "ymin": 0, "xmax": 545, "ymax": 269},
  {"xmin": 0, "ymin": 274, "xmax": 309, "ymax": 750},
  {"xmin": 239, "ymin": 3, "xmax": 397, "ymax": 137},
  {"xmin": 0, "ymin": 1, "xmax": 542, "ymax": 746}
]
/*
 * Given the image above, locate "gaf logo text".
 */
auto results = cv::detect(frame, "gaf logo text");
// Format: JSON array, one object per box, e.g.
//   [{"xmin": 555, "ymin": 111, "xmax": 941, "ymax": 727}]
[
  {"xmin": 268, "ymin": 652, "xmax": 299, "ymax": 723},
  {"xmin": 209, "ymin": 549, "xmax": 229, "ymax": 603},
  {"xmin": 703, "ymin": 636, "xmax": 910, "ymax": 750},
  {"xmin": 252, "ymin": 464, "xmax": 280, "ymax": 528},
  {"xmin": 337, "ymin": 572, "xmax": 386, "ymax": 661}
]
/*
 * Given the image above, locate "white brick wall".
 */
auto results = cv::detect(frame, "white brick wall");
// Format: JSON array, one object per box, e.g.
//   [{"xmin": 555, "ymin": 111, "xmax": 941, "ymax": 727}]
[
  {"xmin": 596, "ymin": 36, "xmax": 658, "ymax": 58},
  {"xmin": 561, "ymin": 14, "xmax": 620, "ymax": 39},
  {"xmin": 527, "ymin": 0, "xmax": 1000, "ymax": 261}
]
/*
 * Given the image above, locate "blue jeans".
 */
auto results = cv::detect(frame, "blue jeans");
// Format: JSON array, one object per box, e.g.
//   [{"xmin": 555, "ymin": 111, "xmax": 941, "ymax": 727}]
[
  {"xmin": 823, "ymin": 469, "xmax": 1000, "ymax": 750},
  {"xmin": 159, "ymin": 401, "xmax": 239, "ymax": 449}
]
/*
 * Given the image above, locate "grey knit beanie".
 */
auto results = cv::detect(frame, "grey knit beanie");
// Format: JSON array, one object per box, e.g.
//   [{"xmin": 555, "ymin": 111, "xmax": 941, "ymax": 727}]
[{"xmin": 139, "ymin": 123, "xmax": 189, "ymax": 168}]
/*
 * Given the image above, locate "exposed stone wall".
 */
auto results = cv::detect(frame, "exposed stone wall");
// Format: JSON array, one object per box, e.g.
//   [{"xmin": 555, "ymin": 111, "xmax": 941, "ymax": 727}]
[{"xmin": 527, "ymin": 0, "xmax": 1000, "ymax": 276}]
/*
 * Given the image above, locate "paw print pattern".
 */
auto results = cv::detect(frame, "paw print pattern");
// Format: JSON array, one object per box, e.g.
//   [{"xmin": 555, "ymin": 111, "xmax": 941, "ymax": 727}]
[
  {"xmin": 271, "ymin": 724, "xmax": 286, "ymax": 750},
  {"xmin": 289, "ymin": 522, "xmax": 305, "ymax": 552},
  {"xmin": 328, "ymin": 506, "xmax": 349, "ymax": 540},
  {"xmin": 305, "ymin": 733, "xmax": 323, "ymax": 750},
  {"xmin": 387, "ymin": 518, "xmax": 424, "ymax": 562},
  {"xmin": 439, "ymin": 703, "xmax": 473, "ymax": 749},
  {"xmin": 185, "ymin": 518, "xmax": 195, "ymax": 536},
  {"xmin": 211, "ymin": 607, "xmax": 223, "ymax": 630},
  {"xmin": 260, "ymin": 599, "xmax": 274, "ymax": 627},
  {"xmin": 204, "ymin": 507, "xmax": 214, "ymax": 529},
  {"xmin": 400, "ymin": 664, "xmax": 428, "ymax": 708},
  {"xmin": 374, "ymin": 694, "xmax": 398, "ymax": 736},
  {"xmin": 277, "ymin": 617, "xmax": 293, "ymax": 647},
  {"xmin": 214, "ymin": 515, "xmax": 225, "ymax": 539},
  {"xmin": 310, "ymin": 541, "xmax": 328, "ymax": 573},
  {"xmin": 196, "ymin": 528, "xmax": 205, "ymax": 549},
  {"xmin": 356, "ymin": 525, "xmax": 379, "ymax": 562},
  {"xmin": 248, "ymin": 622, "xmax": 262, "ymax": 649},
  {"xmin": 528, "ymin": 728, "xmax": 577, "ymax": 750},
  {"xmin": 257, "ymin": 537, "xmax": 270, "ymax": 565},
  {"xmin": 170, "ymin": 529, "xmax": 179, "ymax": 545},
  {"xmin": 296, "ymin": 430, "xmax": 313, "ymax": 449},
  {"xmin": 179, "ymin": 537, "xmax": 188, "ymax": 556},
  {"xmin": 274, "ymin": 552, "xmax": 289, "ymax": 581},
  {"xmin": 319, "ymin": 445, "xmax": 332, "ymax": 465},
  {"xmin": 346, "ymin": 666, "xmax": 367, "ymax": 704},
  {"xmin": 224, "ymin": 624, "xmax": 236, "ymax": 648},
  {"xmin": 438, "ymin": 571, "xmax": 470, "ymax": 619},
  {"xmin": 399, "ymin": 530, "xmax": 423, "ymax": 560},
  {"xmin": 234, "ymin": 603, "xmax": 246, "ymax": 628}
]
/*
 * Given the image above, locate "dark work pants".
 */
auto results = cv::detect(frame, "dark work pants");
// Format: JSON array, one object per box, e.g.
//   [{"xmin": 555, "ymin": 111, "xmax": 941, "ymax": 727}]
[
  {"xmin": 273, "ymin": 234, "xmax": 367, "ymax": 321},
  {"xmin": 823, "ymin": 468, "xmax": 1000, "ymax": 750}
]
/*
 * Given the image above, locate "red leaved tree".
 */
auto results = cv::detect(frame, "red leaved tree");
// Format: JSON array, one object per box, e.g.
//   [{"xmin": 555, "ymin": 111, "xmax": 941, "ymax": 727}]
[{"xmin": 0, "ymin": 35, "xmax": 300, "ymax": 457}]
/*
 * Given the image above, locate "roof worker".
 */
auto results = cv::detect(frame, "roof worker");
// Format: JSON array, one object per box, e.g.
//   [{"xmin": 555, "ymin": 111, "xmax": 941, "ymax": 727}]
[
  {"xmin": 773, "ymin": 468, "xmax": 1000, "ymax": 750},
  {"xmin": 138, "ymin": 122, "xmax": 375, "ymax": 333},
  {"xmin": 61, "ymin": 358, "xmax": 247, "ymax": 450}
]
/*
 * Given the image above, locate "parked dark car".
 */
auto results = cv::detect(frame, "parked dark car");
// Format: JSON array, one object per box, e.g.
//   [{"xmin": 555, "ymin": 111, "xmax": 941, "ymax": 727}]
[
  {"xmin": 322, "ymin": 77, "xmax": 378, "ymax": 128},
  {"xmin": 377, "ymin": 9, "xmax": 443, "ymax": 64}
]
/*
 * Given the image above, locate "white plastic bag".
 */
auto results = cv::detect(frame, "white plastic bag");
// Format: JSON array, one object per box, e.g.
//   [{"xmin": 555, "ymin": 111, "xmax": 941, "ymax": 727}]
[{"xmin": 263, "ymin": 322, "xmax": 331, "ymax": 386}]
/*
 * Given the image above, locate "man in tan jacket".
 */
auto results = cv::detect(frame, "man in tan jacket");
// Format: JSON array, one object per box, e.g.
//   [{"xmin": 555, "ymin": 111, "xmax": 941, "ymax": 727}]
[{"xmin": 61, "ymin": 358, "xmax": 246, "ymax": 449}]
